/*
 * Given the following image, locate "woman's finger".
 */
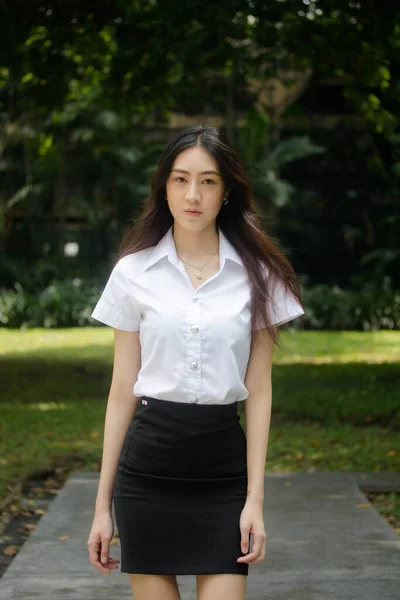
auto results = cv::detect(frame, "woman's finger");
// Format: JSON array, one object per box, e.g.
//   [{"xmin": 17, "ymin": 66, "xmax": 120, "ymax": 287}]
[
  {"xmin": 104, "ymin": 556, "xmax": 120, "ymax": 566},
  {"xmin": 237, "ymin": 532, "xmax": 265, "ymax": 563},
  {"xmin": 240, "ymin": 525, "xmax": 251, "ymax": 554},
  {"xmin": 100, "ymin": 537, "xmax": 111, "ymax": 565},
  {"xmin": 252, "ymin": 538, "xmax": 267, "ymax": 564},
  {"xmin": 88, "ymin": 540, "xmax": 120, "ymax": 574},
  {"xmin": 88, "ymin": 541, "xmax": 111, "ymax": 574}
]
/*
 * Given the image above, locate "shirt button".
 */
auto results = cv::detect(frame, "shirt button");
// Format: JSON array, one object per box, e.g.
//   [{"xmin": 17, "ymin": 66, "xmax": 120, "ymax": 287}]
[
  {"xmin": 191, "ymin": 325, "xmax": 199, "ymax": 333},
  {"xmin": 190, "ymin": 361, "xmax": 198, "ymax": 369},
  {"xmin": 191, "ymin": 395, "xmax": 199, "ymax": 403},
  {"xmin": 192, "ymin": 296, "xmax": 199, "ymax": 302}
]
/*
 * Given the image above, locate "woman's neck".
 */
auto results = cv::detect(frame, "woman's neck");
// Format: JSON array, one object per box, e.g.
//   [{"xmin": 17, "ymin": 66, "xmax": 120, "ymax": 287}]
[{"xmin": 172, "ymin": 222, "xmax": 219, "ymax": 263}]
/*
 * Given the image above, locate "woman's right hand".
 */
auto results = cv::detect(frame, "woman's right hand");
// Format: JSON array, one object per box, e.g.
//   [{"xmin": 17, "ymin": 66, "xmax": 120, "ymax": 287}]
[{"xmin": 87, "ymin": 510, "xmax": 120, "ymax": 575}]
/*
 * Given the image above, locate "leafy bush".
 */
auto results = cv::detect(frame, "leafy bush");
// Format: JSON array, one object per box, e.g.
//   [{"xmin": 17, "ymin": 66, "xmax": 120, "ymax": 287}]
[
  {"xmin": 302, "ymin": 275, "xmax": 400, "ymax": 331},
  {"xmin": 0, "ymin": 276, "xmax": 399, "ymax": 330},
  {"xmin": 0, "ymin": 279, "xmax": 100, "ymax": 329}
]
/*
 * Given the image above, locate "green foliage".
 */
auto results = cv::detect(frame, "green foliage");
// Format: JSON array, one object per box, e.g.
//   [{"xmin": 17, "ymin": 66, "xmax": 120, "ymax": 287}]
[
  {"xmin": 1, "ymin": 1, "xmax": 399, "ymax": 142},
  {"xmin": 0, "ymin": 114, "xmax": 164, "ymax": 274},
  {"xmin": 263, "ymin": 136, "xmax": 326, "ymax": 171},
  {"xmin": 302, "ymin": 276, "xmax": 400, "ymax": 331},
  {"xmin": 1, "ymin": 1, "xmax": 400, "ymax": 297},
  {"xmin": 0, "ymin": 280, "xmax": 100, "ymax": 329},
  {"xmin": 234, "ymin": 108, "xmax": 326, "ymax": 208}
]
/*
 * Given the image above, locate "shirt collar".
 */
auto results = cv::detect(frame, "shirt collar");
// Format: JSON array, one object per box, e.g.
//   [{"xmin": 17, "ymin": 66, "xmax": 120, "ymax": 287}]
[{"xmin": 144, "ymin": 225, "xmax": 244, "ymax": 271}]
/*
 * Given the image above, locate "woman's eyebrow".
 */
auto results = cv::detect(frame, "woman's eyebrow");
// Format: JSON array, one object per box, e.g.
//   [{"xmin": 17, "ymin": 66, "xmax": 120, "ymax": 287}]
[{"xmin": 170, "ymin": 168, "xmax": 221, "ymax": 176}]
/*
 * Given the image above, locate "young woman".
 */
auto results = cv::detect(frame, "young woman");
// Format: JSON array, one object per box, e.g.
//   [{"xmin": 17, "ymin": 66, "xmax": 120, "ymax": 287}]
[{"xmin": 87, "ymin": 125, "xmax": 305, "ymax": 600}]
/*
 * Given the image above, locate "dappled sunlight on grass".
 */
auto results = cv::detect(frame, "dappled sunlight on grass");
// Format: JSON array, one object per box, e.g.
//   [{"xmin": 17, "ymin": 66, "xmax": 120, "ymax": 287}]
[
  {"xmin": 265, "ymin": 419, "xmax": 399, "ymax": 472},
  {"xmin": 27, "ymin": 402, "xmax": 68, "ymax": 411},
  {"xmin": 2, "ymin": 328, "xmax": 400, "ymax": 364},
  {"xmin": 0, "ymin": 327, "xmax": 399, "ymax": 504},
  {"xmin": 274, "ymin": 330, "xmax": 400, "ymax": 364},
  {"xmin": 0, "ymin": 327, "xmax": 114, "ymax": 361}
]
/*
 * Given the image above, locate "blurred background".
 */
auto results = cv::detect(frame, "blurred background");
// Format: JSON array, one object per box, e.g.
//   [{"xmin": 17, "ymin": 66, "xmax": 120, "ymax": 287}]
[
  {"xmin": 1, "ymin": 0, "xmax": 399, "ymax": 329},
  {"xmin": 0, "ymin": 0, "xmax": 399, "ymax": 561}
]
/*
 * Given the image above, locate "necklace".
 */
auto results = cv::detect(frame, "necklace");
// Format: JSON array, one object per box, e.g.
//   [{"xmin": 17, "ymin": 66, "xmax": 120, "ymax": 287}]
[{"xmin": 177, "ymin": 245, "xmax": 219, "ymax": 279}]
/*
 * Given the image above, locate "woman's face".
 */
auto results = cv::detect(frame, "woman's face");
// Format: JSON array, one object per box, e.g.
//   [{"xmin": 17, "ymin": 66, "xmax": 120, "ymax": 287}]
[{"xmin": 165, "ymin": 145, "xmax": 226, "ymax": 231}]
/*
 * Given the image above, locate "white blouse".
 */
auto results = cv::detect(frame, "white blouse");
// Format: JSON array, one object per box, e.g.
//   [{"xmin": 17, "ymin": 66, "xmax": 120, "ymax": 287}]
[{"xmin": 91, "ymin": 225, "xmax": 304, "ymax": 405}]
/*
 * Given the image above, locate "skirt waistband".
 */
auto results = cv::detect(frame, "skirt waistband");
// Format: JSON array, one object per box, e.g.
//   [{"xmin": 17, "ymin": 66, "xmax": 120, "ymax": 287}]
[{"xmin": 139, "ymin": 395, "xmax": 238, "ymax": 416}]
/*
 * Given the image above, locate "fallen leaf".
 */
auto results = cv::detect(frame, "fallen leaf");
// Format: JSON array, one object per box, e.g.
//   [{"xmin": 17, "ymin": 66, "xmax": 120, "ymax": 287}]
[
  {"xmin": 34, "ymin": 509, "xmax": 46, "ymax": 516},
  {"xmin": 356, "ymin": 503, "xmax": 371, "ymax": 509},
  {"xmin": 110, "ymin": 539, "xmax": 118, "ymax": 546},
  {"xmin": 21, "ymin": 508, "xmax": 35, "ymax": 517},
  {"xmin": 24, "ymin": 524, "xmax": 36, "ymax": 532},
  {"xmin": 387, "ymin": 449, "xmax": 397, "ymax": 457},
  {"xmin": 44, "ymin": 478, "xmax": 59, "ymax": 489},
  {"xmin": 284, "ymin": 481, "xmax": 292, "ymax": 487},
  {"xmin": 59, "ymin": 535, "xmax": 69, "ymax": 541},
  {"xmin": 3, "ymin": 546, "xmax": 19, "ymax": 556}
]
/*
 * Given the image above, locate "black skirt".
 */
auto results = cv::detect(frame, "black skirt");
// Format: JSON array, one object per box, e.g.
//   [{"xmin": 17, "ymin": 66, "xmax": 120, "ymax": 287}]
[{"xmin": 112, "ymin": 395, "xmax": 249, "ymax": 576}]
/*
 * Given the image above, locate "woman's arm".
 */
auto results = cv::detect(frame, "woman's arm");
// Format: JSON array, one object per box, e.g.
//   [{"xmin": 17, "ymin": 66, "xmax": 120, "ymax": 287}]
[
  {"xmin": 237, "ymin": 325, "xmax": 276, "ymax": 565},
  {"xmin": 88, "ymin": 328, "xmax": 141, "ymax": 575},
  {"xmin": 244, "ymin": 327, "xmax": 275, "ymax": 504},
  {"xmin": 95, "ymin": 327, "xmax": 142, "ymax": 514}
]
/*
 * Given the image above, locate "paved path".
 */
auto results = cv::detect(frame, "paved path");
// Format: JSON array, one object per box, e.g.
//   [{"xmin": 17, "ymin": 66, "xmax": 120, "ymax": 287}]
[{"xmin": 1, "ymin": 471, "xmax": 399, "ymax": 599}]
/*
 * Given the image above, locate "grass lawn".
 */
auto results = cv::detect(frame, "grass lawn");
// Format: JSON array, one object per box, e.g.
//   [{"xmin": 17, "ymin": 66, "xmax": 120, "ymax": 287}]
[{"xmin": 0, "ymin": 328, "xmax": 399, "ymax": 509}]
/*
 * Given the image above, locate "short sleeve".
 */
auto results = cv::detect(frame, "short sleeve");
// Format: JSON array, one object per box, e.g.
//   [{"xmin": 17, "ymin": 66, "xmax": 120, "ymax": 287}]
[
  {"xmin": 90, "ymin": 258, "xmax": 141, "ymax": 331},
  {"xmin": 253, "ymin": 273, "xmax": 305, "ymax": 330}
]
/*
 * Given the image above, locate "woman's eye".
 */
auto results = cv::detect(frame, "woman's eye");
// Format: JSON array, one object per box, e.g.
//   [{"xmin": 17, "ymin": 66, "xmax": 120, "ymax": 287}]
[{"xmin": 174, "ymin": 177, "xmax": 216, "ymax": 184}]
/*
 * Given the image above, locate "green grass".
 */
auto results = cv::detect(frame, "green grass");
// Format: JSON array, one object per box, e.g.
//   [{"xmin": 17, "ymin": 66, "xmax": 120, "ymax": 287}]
[{"xmin": 0, "ymin": 328, "xmax": 399, "ymax": 506}]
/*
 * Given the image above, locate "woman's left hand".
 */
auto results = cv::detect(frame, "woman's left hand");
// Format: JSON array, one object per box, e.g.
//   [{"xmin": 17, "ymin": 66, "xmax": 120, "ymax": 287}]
[{"xmin": 237, "ymin": 501, "xmax": 266, "ymax": 564}]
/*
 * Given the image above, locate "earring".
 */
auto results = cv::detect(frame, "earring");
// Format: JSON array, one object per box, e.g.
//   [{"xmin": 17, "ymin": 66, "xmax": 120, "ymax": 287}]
[{"xmin": 224, "ymin": 197, "xmax": 229, "ymax": 205}]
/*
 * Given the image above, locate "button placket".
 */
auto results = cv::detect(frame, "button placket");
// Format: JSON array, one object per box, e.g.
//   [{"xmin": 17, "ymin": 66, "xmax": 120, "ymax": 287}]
[{"xmin": 187, "ymin": 293, "xmax": 201, "ymax": 403}]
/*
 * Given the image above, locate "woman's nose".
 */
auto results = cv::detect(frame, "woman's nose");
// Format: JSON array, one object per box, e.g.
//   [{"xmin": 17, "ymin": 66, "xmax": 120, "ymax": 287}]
[{"xmin": 185, "ymin": 183, "xmax": 201, "ymax": 201}]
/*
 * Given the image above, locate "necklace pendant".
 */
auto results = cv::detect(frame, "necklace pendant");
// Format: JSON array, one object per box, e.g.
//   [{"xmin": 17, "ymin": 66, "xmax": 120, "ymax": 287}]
[{"xmin": 196, "ymin": 271, "xmax": 203, "ymax": 279}]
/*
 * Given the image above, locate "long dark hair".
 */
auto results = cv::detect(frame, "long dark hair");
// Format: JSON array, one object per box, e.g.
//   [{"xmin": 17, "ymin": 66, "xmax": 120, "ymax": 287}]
[{"xmin": 117, "ymin": 125, "xmax": 304, "ymax": 349}]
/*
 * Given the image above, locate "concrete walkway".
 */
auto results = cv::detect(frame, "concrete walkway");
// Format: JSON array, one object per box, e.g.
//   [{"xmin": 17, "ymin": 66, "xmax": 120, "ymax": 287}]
[{"xmin": 1, "ymin": 471, "xmax": 399, "ymax": 599}]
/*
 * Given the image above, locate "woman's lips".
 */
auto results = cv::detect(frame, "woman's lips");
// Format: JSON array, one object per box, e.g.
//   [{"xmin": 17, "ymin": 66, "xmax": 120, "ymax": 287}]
[{"xmin": 185, "ymin": 210, "xmax": 202, "ymax": 215}]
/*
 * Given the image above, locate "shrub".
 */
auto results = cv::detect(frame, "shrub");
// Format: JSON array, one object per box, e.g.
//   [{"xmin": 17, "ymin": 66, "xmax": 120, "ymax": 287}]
[
  {"xmin": 0, "ymin": 279, "xmax": 100, "ymax": 328},
  {"xmin": 0, "ymin": 276, "xmax": 399, "ymax": 330},
  {"xmin": 302, "ymin": 276, "xmax": 400, "ymax": 331}
]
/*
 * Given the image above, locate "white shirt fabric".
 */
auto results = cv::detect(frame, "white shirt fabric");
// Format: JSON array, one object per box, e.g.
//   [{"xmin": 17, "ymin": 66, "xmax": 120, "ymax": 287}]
[{"xmin": 91, "ymin": 225, "xmax": 305, "ymax": 405}]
